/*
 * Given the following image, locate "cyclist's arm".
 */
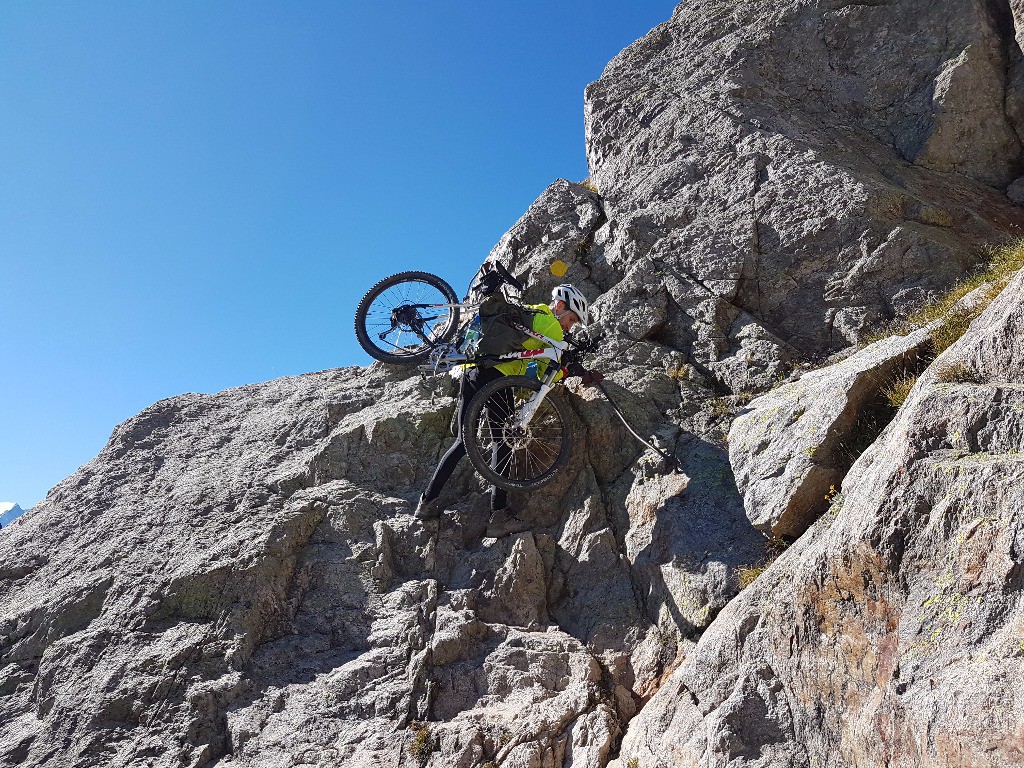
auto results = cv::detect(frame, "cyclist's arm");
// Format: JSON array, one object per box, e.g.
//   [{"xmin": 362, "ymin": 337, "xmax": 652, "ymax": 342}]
[{"xmin": 529, "ymin": 309, "xmax": 564, "ymax": 381}]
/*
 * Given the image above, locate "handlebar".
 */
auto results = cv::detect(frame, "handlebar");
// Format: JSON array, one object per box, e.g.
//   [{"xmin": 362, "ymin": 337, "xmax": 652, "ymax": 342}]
[
  {"xmin": 469, "ymin": 261, "xmax": 525, "ymax": 299},
  {"xmin": 564, "ymin": 329, "xmax": 602, "ymax": 354},
  {"xmin": 492, "ymin": 261, "xmax": 525, "ymax": 293}
]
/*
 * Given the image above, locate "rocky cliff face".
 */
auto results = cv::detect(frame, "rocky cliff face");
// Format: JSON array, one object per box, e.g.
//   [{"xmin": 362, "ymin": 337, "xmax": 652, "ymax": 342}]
[
  {"xmin": 2, "ymin": 1, "xmax": 1024, "ymax": 767},
  {"xmin": 615, "ymin": 262, "xmax": 1024, "ymax": 768}
]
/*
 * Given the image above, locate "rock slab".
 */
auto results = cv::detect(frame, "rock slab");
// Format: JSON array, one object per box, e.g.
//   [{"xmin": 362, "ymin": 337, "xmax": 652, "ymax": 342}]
[{"xmin": 615, "ymin": 267, "xmax": 1024, "ymax": 767}]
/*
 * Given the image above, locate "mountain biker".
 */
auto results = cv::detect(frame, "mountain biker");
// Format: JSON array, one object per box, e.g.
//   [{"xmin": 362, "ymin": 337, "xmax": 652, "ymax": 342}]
[{"xmin": 415, "ymin": 283, "xmax": 590, "ymax": 537}]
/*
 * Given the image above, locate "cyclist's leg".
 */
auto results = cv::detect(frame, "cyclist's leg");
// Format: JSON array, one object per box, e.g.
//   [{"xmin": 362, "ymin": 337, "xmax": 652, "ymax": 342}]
[
  {"xmin": 422, "ymin": 438, "xmax": 465, "ymax": 502},
  {"xmin": 491, "ymin": 436, "xmax": 508, "ymax": 510},
  {"xmin": 421, "ymin": 366, "xmax": 501, "ymax": 502},
  {"xmin": 491, "ymin": 478, "xmax": 508, "ymax": 511},
  {"xmin": 422, "ymin": 372, "xmax": 471, "ymax": 501}
]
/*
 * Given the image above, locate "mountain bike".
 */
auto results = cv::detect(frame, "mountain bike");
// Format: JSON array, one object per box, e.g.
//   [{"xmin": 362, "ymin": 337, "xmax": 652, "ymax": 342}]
[{"xmin": 354, "ymin": 263, "xmax": 593, "ymax": 491}]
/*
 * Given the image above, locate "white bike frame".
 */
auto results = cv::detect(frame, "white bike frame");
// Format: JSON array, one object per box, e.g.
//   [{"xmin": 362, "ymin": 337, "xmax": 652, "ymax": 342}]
[
  {"xmin": 508, "ymin": 324, "xmax": 567, "ymax": 428},
  {"xmin": 419, "ymin": 320, "xmax": 569, "ymax": 430}
]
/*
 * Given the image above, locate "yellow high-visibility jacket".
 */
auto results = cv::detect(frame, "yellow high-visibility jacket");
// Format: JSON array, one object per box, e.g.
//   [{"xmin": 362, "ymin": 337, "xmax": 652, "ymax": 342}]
[{"xmin": 494, "ymin": 304, "xmax": 564, "ymax": 380}]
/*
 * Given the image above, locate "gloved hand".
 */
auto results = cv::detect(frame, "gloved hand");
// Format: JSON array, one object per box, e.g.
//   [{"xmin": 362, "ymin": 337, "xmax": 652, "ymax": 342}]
[
  {"xmin": 564, "ymin": 360, "xmax": 587, "ymax": 378},
  {"xmin": 580, "ymin": 370, "xmax": 605, "ymax": 388}
]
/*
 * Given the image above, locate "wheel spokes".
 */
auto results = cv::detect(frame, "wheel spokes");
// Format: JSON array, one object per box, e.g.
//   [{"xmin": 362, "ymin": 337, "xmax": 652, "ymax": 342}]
[
  {"xmin": 365, "ymin": 280, "xmax": 456, "ymax": 356},
  {"xmin": 478, "ymin": 385, "xmax": 565, "ymax": 482}
]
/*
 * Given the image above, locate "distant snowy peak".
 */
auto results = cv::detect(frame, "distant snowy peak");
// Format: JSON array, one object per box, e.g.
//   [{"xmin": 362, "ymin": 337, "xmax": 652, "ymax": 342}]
[{"xmin": 0, "ymin": 503, "xmax": 26, "ymax": 526}]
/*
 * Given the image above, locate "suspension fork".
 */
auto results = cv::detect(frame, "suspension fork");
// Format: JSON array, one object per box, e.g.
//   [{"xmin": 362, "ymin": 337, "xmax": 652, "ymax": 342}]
[{"xmin": 513, "ymin": 367, "xmax": 559, "ymax": 428}]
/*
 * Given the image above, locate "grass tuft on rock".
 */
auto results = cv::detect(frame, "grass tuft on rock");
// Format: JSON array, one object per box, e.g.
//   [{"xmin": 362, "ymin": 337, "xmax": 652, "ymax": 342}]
[
  {"xmin": 837, "ymin": 394, "xmax": 896, "ymax": 465},
  {"xmin": 984, "ymin": 238, "xmax": 1024, "ymax": 282},
  {"xmin": 929, "ymin": 308, "xmax": 976, "ymax": 354},
  {"xmin": 709, "ymin": 397, "xmax": 734, "ymax": 417},
  {"xmin": 865, "ymin": 239, "xmax": 1024, "ymax": 348},
  {"xmin": 409, "ymin": 725, "xmax": 434, "ymax": 765},
  {"xmin": 882, "ymin": 371, "xmax": 918, "ymax": 409},
  {"xmin": 910, "ymin": 239, "xmax": 1023, "ymax": 325},
  {"xmin": 737, "ymin": 565, "xmax": 766, "ymax": 588},
  {"xmin": 935, "ymin": 362, "xmax": 981, "ymax": 384},
  {"xmin": 736, "ymin": 537, "xmax": 788, "ymax": 589}
]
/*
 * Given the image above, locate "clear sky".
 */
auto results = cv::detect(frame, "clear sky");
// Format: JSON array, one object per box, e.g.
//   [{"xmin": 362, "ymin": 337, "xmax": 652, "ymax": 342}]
[{"xmin": 0, "ymin": 1, "xmax": 674, "ymax": 508}]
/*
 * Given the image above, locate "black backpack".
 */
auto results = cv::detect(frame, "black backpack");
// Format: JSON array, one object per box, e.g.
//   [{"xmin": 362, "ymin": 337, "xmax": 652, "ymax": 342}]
[{"xmin": 475, "ymin": 294, "xmax": 540, "ymax": 359}]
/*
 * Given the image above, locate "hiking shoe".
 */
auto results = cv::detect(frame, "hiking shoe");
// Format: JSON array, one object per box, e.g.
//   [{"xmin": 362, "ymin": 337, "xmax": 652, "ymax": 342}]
[
  {"xmin": 414, "ymin": 494, "xmax": 440, "ymax": 520},
  {"xmin": 485, "ymin": 508, "xmax": 531, "ymax": 538}
]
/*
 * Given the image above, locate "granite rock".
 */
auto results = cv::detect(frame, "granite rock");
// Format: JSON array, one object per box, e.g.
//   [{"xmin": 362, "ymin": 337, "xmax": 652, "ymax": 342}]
[
  {"xmin": 728, "ymin": 282, "xmax": 995, "ymax": 538},
  {"xmin": 585, "ymin": 0, "xmax": 1024, "ymax": 363},
  {"xmin": 614, "ymin": 267, "xmax": 1024, "ymax": 767}
]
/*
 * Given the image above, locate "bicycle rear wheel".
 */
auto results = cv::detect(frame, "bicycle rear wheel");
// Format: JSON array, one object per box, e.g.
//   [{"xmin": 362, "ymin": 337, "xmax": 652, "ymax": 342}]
[
  {"xmin": 464, "ymin": 375, "xmax": 573, "ymax": 491},
  {"xmin": 354, "ymin": 271, "xmax": 460, "ymax": 364}
]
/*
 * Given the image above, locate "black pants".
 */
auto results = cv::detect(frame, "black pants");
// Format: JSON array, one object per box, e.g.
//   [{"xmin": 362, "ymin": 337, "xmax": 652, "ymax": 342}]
[{"xmin": 423, "ymin": 366, "xmax": 512, "ymax": 511}]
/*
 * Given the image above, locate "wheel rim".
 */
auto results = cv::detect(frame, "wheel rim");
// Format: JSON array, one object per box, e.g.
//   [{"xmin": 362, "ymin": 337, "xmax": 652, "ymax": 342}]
[
  {"xmin": 477, "ymin": 384, "xmax": 567, "ymax": 483},
  {"xmin": 362, "ymin": 279, "xmax": 456, "ymax": 358}
]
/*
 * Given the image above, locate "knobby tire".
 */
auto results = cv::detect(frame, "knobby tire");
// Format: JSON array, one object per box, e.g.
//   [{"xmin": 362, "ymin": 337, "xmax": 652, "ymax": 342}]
[
  {"xmin": 354, "ymin": 271, "xmax": 460, "ymax": 364},
  {"xmin": 464, "ymin": 375, "xmax": 573, "ymax": 492}
]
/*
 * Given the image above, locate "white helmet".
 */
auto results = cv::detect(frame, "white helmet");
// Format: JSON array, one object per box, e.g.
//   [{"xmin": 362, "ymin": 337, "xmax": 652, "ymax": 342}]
[{"xmin": 551, "ymin": 284, "xmax": 589, "ymax": 325}]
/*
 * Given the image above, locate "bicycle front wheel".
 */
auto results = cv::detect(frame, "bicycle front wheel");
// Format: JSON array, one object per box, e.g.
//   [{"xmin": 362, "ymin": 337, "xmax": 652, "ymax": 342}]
[
  {"xmin": 464, "ymin": 375, "xmax": 573, "ymax": 492},
  {"xmin": 354, "ymin": 271, "xmax": 460, "ymax": 364}
]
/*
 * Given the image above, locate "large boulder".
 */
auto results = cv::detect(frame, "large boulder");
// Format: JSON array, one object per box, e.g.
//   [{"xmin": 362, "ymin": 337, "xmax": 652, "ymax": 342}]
[
  {"xmin": 728, "ymin": 326, "xmax": 932, "ymax": 538},
  {"xmin": 480, "ymin": 174, "xmax": 771, "ymax": 660},
  {"xmin": 0, "ymin": 364, "xmax": 648, "ymax": 768},
  {"xmin": 728, "ymin": 282, "xmax": 995, "ymax": 538}
]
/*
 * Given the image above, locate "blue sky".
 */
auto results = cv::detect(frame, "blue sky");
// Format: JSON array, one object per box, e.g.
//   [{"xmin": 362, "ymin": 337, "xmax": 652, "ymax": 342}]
[{"xmin": 0, "ymin": 1, "xmax": 674, "ymax": 508}]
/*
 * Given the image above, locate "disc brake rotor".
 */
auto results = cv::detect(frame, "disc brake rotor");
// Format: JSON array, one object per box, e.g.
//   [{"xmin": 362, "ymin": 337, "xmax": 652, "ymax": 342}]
[{"xmin": 500, "ymin": 421, "xmax": 531, "ymax": 450}]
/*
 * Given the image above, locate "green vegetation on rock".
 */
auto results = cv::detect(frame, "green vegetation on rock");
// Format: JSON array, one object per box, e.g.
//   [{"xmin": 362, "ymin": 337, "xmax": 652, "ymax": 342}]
[
  {"xmin": 871, "ymin": 239, "xmax": 1024, "ymax": 351},
  {"xmin": 410, "ymin": 724, "xmax": 434, "ymax": 764},
  {"xmin": 882, "ymin": 371, "xmax": 918, "ymax": 409},
  {"xmin": 935, "ymin": 362, "xmax": 981, "ymax": 384}
]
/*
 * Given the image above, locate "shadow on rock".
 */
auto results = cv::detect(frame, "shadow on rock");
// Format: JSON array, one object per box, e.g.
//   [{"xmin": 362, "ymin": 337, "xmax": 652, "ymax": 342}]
[{"xmin": 626, "ymin": 433, "xmax": 767, "ymax": 645}]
